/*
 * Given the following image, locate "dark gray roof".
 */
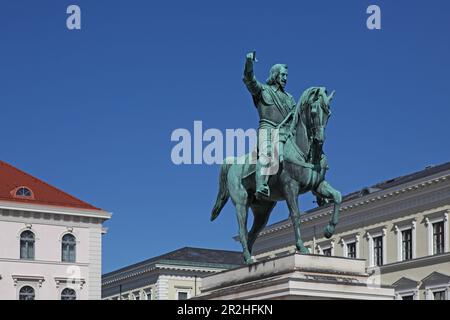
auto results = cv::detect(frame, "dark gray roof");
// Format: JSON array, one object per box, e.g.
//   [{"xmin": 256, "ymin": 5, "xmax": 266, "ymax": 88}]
[
  {"xmin": 342, "ymin": 161, "xmax": 450, "ymax": 202},
  {"xmin": 102, "ymin": 247, "xmax": 243, "ymax": 278}
]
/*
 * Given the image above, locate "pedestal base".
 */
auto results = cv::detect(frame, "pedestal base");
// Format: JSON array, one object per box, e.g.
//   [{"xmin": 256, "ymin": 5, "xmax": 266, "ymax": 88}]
[{"xmin": 196, "ymin": 253, "xmax": 394, "ymax": 300}]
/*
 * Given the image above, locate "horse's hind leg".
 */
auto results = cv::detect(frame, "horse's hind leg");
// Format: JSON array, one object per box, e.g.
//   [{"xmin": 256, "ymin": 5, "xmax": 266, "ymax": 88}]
[
  {"xmin": 227, "ymin": 166, "xmax": 253, "ymax": 264},
  {"xmin": 235, "ymin": 203, "xmax": 252, "ymax": 264},
  {"xmin": 315, "ymin": 180, "xmax": 342, "ymax": 239},
  {"xmin": 248, "ymin": 200, "xmax": 276, "ymax": 255},
  {"xmin": 283, "ymin": 183, "xmax": 309, "ymax": 254}
]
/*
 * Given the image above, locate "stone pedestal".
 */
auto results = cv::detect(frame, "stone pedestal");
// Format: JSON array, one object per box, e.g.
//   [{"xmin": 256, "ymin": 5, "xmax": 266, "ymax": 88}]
[{"xmin": 196, "ymin": 253, "xmax": 394, "ymax": 300}]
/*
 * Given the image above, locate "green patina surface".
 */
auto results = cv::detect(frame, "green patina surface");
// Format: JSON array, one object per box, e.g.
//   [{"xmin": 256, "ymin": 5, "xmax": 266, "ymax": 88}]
[{"xmin": 210, "ymin": 52, "xmax": 342, "ymax": 264}]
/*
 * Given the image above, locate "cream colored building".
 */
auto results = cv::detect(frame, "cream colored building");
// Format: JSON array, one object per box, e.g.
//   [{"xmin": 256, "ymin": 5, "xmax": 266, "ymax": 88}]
[
  {"xmin": 251, "ymin": 162, "xmax": 450, "ymax": 300},
  {"xmin": 101, "ymin": 247, "xmax": 242, "ymax": 300},
  {"xmin": 0, "ymin": 160, "xmax": 111, "ymax": 300}
]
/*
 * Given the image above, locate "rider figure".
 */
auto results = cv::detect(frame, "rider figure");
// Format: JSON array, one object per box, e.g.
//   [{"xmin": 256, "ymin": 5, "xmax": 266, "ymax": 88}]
[{"xmin": 243, "ymin": 52, "xmax": 296, "ymax": 199}]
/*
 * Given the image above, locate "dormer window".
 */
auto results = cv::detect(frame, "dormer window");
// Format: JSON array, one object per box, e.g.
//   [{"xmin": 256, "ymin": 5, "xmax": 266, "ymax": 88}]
[
  {"xmin": 11, "ymin": 186, "xmax": 35, "ymax": 200},
  {"xmin": 17, "ymin": 187, "xmax": 32, "ymax": 197}
]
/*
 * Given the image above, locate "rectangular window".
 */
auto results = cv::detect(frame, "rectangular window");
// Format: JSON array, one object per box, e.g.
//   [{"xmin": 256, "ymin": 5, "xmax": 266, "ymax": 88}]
[
  {"xmin": 20, "ymin": 241, "xmax": 27, "ymax": 259},
  {"xmin": 347, "ymin": 242, "xmax": 356, "ymax": 259},
  {"xmin": 433, "ymin": 222, "xmax": 445, "ymax": 255},
  {"xmin": 62, "ymin": 244, "xmax": 69, "ymax": 262},
  {"xmin": 62, "ymin": 244, "xmax": 76, "ymax": 262},
  {"xmin": 402, "ymin": 295, "xmax": 414, "ymax": 300},
  {"xmin": 373, "ymin": 236, "xmax": 383, "ymax": 266},
  {"xmin": 433, "ymin": 291, "xmax": 446, "ymax": 300},
  {"xmin": 402, "ymin": 229, "xmax": 412, "ymax": 261},
  {"xmin": 69, "ymin": 247, "xmax": 76, "ymax": 262},
  {"xmin": 177, "ymin": 292, "xmax": 188, "ymax": 300},
  {"xmin": 20, "ymin": 240, "xmax": 34, "ymax": 260},
  {"xmin": 322, "ymin": 248, "xmax": 331, "ymax": 256}
]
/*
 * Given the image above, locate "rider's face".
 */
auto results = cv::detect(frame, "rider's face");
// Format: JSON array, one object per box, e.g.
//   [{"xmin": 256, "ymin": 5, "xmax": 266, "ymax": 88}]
[{"xmin": 277, "ymin": 67, "xmax": 288, "ymax": 89}]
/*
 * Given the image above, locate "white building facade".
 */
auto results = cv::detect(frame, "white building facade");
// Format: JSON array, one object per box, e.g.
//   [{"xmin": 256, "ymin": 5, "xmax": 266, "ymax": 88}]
[
  {"xmin": 251, "ymin": 162, "xmax": 450, "ymax": 300},
  {"xmin": 0, "ymin": 161, "xmax": 111, "ymax": 300}
]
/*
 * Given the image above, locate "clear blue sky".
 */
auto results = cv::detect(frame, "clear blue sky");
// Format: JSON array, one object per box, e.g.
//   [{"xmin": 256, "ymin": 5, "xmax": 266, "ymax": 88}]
[{"xmin": 1, "ymin": 1, "xmax": 449, "ymax": 273}]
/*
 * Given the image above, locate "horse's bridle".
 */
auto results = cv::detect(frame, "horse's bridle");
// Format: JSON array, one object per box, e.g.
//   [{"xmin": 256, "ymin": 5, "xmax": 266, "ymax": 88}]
[{"xmin": 305, "ymin": 93, "xmax": 330, "ymax": 141}]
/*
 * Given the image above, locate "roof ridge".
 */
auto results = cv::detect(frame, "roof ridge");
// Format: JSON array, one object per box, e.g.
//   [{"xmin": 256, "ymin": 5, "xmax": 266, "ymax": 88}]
[
  {"xmin": 372, "ymin": 161, "xmax": 450, "ymax": 189},
  {"xmin": 0, "ymin": 160, "xmax": 102, "ymax": 211}
]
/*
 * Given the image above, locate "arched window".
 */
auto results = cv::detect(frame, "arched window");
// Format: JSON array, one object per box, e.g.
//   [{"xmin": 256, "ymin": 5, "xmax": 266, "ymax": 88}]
[
  {"xmin": 20, "ymin": 230, "xmax": 35, "ymax": 260},
  {"xmin": 61, "ymin": 288, "xmax": 76, "ymax": 300},
  {"xmin": 62, "ymin": 234, "xmax": 76, "ymax": 262},
  {"xmin": 19, "ymin": 286, "xmax": 35, "ymax": 300},
  {"xmin": 16, "ymin": 187, "xmax": 32, "ymax": 197}
]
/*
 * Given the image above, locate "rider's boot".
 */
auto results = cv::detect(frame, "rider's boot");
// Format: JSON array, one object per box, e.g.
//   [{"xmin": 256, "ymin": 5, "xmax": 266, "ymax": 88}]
[
  {"xmin": 256, "ymin": 127, "xmax": 272, "ymax": 199},
  {"xmin": 255, "ymin": 161, "xmax": 270, "ymax": 199}
]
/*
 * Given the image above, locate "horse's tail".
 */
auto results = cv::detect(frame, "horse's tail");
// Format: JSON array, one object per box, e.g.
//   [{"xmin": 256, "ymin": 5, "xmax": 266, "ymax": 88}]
[{"xmin": 210, "ymin": 161, "xmax": 232, "ymax": 222}]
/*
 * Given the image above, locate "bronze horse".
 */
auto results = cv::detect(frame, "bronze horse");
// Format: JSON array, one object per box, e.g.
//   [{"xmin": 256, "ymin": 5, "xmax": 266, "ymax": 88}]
[{"xmin": 211, "ymin": 87, "xmax": 342, "ymax": 264}]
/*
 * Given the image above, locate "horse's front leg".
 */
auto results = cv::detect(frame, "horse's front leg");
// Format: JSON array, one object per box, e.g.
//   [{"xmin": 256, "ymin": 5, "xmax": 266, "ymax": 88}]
[
  {"xmin": 283, "ymin": 181, "xmax": 309, "ymax": 254},
  {"xmin": 315, "ymin": 180, "xmax": 342, "ymax": 239}
]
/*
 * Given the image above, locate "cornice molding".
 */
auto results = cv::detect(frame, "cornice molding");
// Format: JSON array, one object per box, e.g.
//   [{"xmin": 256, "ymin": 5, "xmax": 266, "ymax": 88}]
[
  {"xmin": 102, "ymin": 263, "xmax": 225, "ymax": 286},
  {"xmin": 0, "ymin": 200, "xmax": 111, "ymax": 220},
  {"xmin": 157, "ymin": 274, "xmax": 201, "ymax": 282},
  {"xmin": 155, "ymin": 264, "xmax": 226, "ymax": 273},
  {"xmin": 102, "ymin": 266, "xmax": 157, "ymax": 285}
]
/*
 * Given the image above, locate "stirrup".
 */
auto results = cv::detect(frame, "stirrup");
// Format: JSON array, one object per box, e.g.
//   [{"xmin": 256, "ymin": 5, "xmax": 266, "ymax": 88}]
[{"xmin": 255, "ymin": 185, "xmax": 270, "ymax": 199}]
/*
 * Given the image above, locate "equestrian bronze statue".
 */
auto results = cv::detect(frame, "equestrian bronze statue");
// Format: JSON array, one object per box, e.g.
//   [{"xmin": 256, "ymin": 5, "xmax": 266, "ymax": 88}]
[{"xmin": 211, "ymin": 52, "xmax": 342, "ymax": 264}]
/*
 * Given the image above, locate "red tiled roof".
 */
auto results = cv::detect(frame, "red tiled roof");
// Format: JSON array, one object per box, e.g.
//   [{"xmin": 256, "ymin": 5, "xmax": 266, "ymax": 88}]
[{"xmin": 0, "ymin": 160, "xmax": 102, "ymax": 211}]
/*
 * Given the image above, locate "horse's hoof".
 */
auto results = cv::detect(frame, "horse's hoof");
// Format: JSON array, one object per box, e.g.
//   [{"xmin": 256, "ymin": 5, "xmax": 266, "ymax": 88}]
[
  {"xmin": 243, "ymin": 254, "xmax": 254, "ymax": 265},
  {"xmin": 300, "ymin": 247, "xmax": 309, "ymax": 254},
  {"xmin": 297, "ymin": 244, "xmax": 309, "ymax": 254},
  {"xmin": 324, "ymin": 224, "xmax": 335, "ymax": 239}
]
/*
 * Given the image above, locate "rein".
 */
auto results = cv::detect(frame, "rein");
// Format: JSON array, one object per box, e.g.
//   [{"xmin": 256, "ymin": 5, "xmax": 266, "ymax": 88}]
[{"xmin": 278, "ymin": 89, "xmax": 328, "ymax": 170}]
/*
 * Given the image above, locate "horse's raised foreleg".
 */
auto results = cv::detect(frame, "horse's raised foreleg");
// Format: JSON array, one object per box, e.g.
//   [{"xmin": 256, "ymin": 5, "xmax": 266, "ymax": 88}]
[
  {"xmin": 283, "ymin": 183, "xmax": 309, "ymax": 254},
  {"xmin": 315, "ymin": 180, "xmax": 342, "ymax": 239},
  {"xmin": 248, "ymin": 200, "xmax": 276, "ymax": 255}
]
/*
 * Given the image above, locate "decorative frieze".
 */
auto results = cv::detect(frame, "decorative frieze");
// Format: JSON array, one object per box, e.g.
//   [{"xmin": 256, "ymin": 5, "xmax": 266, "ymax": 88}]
[{"xmin": 12, "ymin": 275, "xmax": 45, "ymax": 287}]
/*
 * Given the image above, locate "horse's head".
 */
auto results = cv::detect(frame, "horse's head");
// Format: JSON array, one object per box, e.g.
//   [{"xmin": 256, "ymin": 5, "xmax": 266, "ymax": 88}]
[{"xmin": 301, "ymin": 87, "xmax": 335, "ymax": 146}]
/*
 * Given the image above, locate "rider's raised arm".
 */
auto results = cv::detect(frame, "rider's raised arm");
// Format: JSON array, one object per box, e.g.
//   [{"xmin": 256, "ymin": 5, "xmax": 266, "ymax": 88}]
[{"xmin": 243, "ymin": 53, "xmax": 262, "ymax": 97}]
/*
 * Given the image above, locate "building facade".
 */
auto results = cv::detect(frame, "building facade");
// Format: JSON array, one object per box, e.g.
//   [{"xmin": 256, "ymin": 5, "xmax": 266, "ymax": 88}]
[
  {"xmin": 251, "ymin": 162, "xmax": 450, "ymax": 300},
  {"xmin": 0, "ymin": 160, "xmax": 111, "ymax": 300},
  {"xmin": 102, "ymin": 247, "xmax": 243, "ymax": 300}
]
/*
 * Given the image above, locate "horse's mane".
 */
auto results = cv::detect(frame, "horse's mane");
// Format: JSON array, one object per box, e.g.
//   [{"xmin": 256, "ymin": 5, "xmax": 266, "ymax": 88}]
[{"xmin": 289, "ymin": 87, "xmax": 323, "ymax": 133}]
